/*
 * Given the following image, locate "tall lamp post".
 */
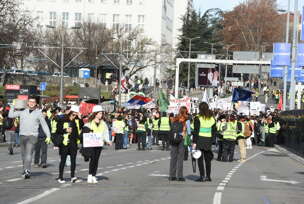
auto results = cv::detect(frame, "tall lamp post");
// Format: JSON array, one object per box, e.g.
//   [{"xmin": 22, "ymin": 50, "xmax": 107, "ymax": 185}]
[
  {"xmin": 182, "ymin": 36, "xmax": 200, "ymax": 92},
  {"xmin": 289, "ymin": 0, "xmax": 299, "ymax": 110},
  {"xmin": 39, "ymin": 25, "xmax": 84, "ymax": 105}
]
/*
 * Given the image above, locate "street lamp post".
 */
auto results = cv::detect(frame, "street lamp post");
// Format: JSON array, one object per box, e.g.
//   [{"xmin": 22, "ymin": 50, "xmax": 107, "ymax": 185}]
[
  {"xmin": 182, "ymin": 36, "xmax": 200, "ymax": 92},
  {"xmin": 289, "ymin": 0, "xmax": 299, "ymax": 110},
  {"xmin": 283, "ymin": 0, "xmax": 291, "ymax": 111}
]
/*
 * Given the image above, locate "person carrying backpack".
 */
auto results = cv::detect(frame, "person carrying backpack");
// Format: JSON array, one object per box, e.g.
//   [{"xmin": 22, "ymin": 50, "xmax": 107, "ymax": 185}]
[
  {"xmin": 168, "ymin": 106, "xmax": 189, "ymax": 182},
  {"xmin": 192, "ymin": 102, "xmax": 215, "ymax": 182}
]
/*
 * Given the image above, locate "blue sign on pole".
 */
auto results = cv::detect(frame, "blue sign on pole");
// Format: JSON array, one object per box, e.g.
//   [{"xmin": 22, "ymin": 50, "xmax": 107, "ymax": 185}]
[
  {"xmin": 40, "ymin": 82, "xmax": 47, "ymax": 91},
  {"xmin": 270, "ymin": 60, "xmax": 284, "ymax": 78},
  {"xmin": 272, "ymin": 43, "xmax": 291, "ymax": 66},
  {"xmin": 297, "ymin": 43, "xmax": 304, "ymax": 67},
  {"xmin": 83, "ymin": 70, "xmax": 90, "ymax": 79}
]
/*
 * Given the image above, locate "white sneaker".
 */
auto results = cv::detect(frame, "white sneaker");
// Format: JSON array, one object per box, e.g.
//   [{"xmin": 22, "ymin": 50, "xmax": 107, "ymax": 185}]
[
  {"xmin": 92, "ymin": 176, "xmax": 98, "ymax": 184},
  {"xmin": 87, "ymin": 175, "xmax": 93, "ymax": 183},
  {"xmin": 71, "ymin": 177, "xmax": 78, "ymax": 183},
  {"xmin": 57, "ymin": 178, "xmax": 66, "ymax": 184}
]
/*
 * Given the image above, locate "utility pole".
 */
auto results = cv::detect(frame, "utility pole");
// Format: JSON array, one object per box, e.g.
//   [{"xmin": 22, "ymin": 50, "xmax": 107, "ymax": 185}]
[
  {"xmin": 289, "ymin": 0, "xmax": 299, "ymax": 110},
  {"xmin": 283, "ymin": 0, "xmax": 291, "ymax": 111},
  {"xmin": 60, "ymin": 31, "xmax": 64, "ymax": 105},
  {"xmin": 118, "ymin": 39, "xmax": 123, "ymax": 107}
]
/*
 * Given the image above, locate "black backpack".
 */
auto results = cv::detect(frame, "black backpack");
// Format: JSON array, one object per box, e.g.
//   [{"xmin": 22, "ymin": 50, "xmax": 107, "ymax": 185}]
[
  {"xmin": 169, "ymin": 121, "xmax": 184, "ymax": 145},
  {"xmin": 4, "ymin": 118, "xmax": 14, "ymax": 130}
]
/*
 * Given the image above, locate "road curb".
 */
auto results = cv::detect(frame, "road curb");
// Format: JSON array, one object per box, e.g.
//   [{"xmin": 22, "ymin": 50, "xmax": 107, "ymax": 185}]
[
  {"xmin": 0, "ymin": 143, "xmax": 8, "ymax": 147},
  {"xmin": 275, "ymin": 145, "xmax": 304, "ymax": 166}
]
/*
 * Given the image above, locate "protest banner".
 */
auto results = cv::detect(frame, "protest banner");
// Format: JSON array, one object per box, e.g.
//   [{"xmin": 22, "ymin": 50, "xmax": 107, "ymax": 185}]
[{"xmin": 83, "ymin": 133, "xmax": 103, "ymax": 148}]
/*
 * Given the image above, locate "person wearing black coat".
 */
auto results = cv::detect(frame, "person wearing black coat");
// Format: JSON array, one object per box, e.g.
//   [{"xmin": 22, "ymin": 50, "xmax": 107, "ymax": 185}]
[
  {"xmin": 192, "ymin": 102, "xmax": 216, "ymax": 182},
  {"xmin": 56, "ymin": 109, "xmax": 83, "ymax": 184}
]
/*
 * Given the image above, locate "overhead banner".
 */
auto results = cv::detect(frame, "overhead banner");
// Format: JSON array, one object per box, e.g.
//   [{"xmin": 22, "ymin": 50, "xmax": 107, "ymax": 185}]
[{"xmin": 272, "ymin": 43, "xmax": 291, "ymax": 66}]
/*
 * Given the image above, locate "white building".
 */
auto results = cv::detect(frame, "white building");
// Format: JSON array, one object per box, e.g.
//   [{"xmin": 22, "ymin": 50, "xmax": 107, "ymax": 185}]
[
  {"xmin": 19, "ymin": 0, "xmax": 191, "ymax": 46},
  {"xmin": 18, "ymin": 0, "xmax": 192, "ymax": 81}
]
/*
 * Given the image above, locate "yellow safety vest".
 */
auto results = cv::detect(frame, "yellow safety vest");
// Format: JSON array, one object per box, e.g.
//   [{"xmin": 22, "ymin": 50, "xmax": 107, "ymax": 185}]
[
  {"xmin": 198, "ymin": 117, "xmax": 215, "ymax": 137},
  {"xmin": 137, "ymin": 123, "xmax": 146, "ymax": 132},
  {"xmin": 237, "ymin": 122, "xmax": 245, "ymax": 137},
  {"xmin": 152, "ymin": 119, "xmax": 159, "ymax": 131},
  {"xmin": 222, "ymin": 121, "xmax": 237, "ymax": 140},
  {"xmin": 159, "ymin": 117, "xmax": 170, "ymax": 131},
  {"xmin": 90, "ymin": 121, "xmax": 106, "ymax": 133},
  {"xmin": 63, "ymin": 121, "xmax": 80, "ymax": 146},
  {"xmin": 51, "ymin": 119, "xmax": 57, "ymax": 134},
  {"xmin": 113, "ymin": 120, "xmax": 125, "ymax": 134},
  {"xmin": 146, "ymin": 119, "xmax": 153, "ymax": 130}
]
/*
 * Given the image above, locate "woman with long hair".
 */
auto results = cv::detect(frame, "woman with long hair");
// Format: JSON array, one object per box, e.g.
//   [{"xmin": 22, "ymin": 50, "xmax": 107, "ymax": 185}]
[
  {"xmin": 81, "ymin": 105, "xmax": 112, "ymax": 184},
  {"xmin": 192, "ymin": 102, "xmax": 215, "ymax": 182},
  {"xmin": 168, "ymin": 106, "xmax": 190, "ymax": 181}
]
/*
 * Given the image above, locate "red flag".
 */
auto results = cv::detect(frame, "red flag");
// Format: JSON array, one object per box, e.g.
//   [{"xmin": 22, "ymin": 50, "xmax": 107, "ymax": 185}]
[
  {"xmin": 277, "ymin": 94, "xmax": 283, "ymax": 110},
  {"xmin": 79, "ymin": 102, "xmax": 96, "ymax": 116}
]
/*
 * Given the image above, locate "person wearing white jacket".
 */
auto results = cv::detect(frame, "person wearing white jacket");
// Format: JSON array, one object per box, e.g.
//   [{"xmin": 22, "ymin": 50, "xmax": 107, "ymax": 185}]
[{"xmin": 81, "ymin": 105, "xmax": 112, "ymax": 184}]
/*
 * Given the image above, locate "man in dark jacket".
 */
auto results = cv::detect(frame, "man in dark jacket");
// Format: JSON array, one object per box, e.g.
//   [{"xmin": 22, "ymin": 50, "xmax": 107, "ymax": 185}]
[{"xmin": 34, "ymin": 109, "xmax": 51, "ymax": 168}]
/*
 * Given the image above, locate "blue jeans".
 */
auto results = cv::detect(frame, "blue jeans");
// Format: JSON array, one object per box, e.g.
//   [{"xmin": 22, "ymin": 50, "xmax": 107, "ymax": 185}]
[
  {"xmin": 123, "ymin": 131, "xmax": 129, "ymax": 148},
  {"xmin": 15, "ymin": 132, "xmax": 20, "ymax": 145}
]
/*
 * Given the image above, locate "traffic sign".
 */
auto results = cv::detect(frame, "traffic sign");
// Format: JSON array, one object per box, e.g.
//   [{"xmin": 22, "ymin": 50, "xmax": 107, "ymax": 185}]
[{"xmin": 40, "ymin": 82, "xmax": 47, "ymax": 91}]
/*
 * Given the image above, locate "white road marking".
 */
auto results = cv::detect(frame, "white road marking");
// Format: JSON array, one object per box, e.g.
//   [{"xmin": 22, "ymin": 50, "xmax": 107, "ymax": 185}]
[
  {"xmin": 6, "ymin": 178, "xmax": 22, "ymax": 182},
  {"xmin": 116, "ymin": 164, "xmax": 123, "ymax": 167},
  {"xmin": 260, "ymin": 175, "xmax": 300, "ymax": 185},
  {"xmin": 212, "ymin": 150, "xmax": 267, "ymax": 204},
  {"xmin": 80, "ymin": 169, "xmax": 88, "ymax": 172},
  {"xmin": 5, "ymin": 166, "xmax": 14, "ymax": 169},
  {"xmin": 216, "ymin": 186, "xmax": 225, "ymax": 191},
  {"xmin": 17, "ymin": 165, "xmax": 23, "ymax": 167},
  {"xmin": 16, "ymin": 188, "xmax": 60, "ymax": 204},
  {"xmin": 149, "ymin": 173, "xmax": 169, "ymax": 177},
  {"xmin": 213, "ymin": 192, "xmax": 222, "ymax": 204}
]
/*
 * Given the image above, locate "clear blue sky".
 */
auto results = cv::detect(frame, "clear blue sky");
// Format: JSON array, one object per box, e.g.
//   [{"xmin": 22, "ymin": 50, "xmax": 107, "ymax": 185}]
[{"xmin": 193, "ymin": 0, "xmax": 303, "ymax": 14}]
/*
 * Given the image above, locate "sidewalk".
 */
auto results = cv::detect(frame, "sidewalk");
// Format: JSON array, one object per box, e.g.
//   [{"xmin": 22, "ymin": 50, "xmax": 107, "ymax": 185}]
[{"xmin": 275, "ymin": 144, "xmax": 304, "ymax": 166}]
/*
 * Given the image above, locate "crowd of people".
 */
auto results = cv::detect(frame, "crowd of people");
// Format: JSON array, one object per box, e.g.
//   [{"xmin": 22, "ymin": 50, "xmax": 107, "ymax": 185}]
[{"xmin": 0, "ymin": 95, "xmax": 281, "ymax": 184}]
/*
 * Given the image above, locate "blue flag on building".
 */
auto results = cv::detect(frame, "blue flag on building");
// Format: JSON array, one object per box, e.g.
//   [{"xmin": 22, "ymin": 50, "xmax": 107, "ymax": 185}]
[{"xmin": 232, "ymin": 88, "xmax": 254, "ymax": 102}]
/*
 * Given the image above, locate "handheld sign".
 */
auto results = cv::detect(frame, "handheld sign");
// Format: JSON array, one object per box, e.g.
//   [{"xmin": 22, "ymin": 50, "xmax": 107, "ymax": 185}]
[{"xmin": 83, "ymin": 133, "xmax": 103, "ymax": 148}]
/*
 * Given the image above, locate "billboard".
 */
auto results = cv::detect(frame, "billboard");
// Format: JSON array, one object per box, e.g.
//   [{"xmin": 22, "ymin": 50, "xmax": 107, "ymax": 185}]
[{"xmin": 196, "ymin": 64, "xmax": 219, "ymax": 87}]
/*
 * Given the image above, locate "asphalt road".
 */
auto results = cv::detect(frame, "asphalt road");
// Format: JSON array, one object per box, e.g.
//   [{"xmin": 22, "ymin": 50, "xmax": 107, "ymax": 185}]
[{"xmin": 0, "ymin": 144, "xmax": 303, "ymax": 204}]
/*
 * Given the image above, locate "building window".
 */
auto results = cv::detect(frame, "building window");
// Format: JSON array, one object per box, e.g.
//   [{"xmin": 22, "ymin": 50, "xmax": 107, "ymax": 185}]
[
  {"xmin": 137, "ymin": 15, "xmax": 144, "ymax": 30},
  {"xmin": 125, "ymin": 14, "xmax": 132, "ymax": 32},
  {"xmin": 126, "ymin": 0, "xmax": 132, "ymax": 5},
  {"xmin": 49, "ymin": 12, "xmax": 56, "ymax": 27},
  {"xmin": 88, "ymin": 13, "xmax": 95, "ymax": 22},
  {"xmin": 114, "ymin": 0, "xmax": 119, "ymax": 4},
  {"xmin": 75, "ymin": 12, "xmax": 82, "ymax": 26},
  {"xmin": 112, "ymin": 14, "xmax": 120, "ymax": 31},
  {"xmin": 98, "ymin": 13, "xmax": 107, "ymax": 28},
  {"xmin": 62, "ymin": 12, "xmax": 69, "ymax": 27}
]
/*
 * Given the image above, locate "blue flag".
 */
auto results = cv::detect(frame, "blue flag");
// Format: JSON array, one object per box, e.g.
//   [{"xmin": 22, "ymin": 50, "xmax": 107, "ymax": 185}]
[{"xmin": 232, "ymin": 88, "xmax": 253, "ymax": 102}]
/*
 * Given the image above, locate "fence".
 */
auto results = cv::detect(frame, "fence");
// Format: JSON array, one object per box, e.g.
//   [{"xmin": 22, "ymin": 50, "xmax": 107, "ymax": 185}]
[{"xmin": 278, "ymin": 111, "xmax": 304, "ymax": 156}]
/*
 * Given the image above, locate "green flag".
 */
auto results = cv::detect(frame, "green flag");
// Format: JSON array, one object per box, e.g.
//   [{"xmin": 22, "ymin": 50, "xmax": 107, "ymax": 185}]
[{"xmin": 158, "ymin": 90, "xmax": 169, "ymax": 112}]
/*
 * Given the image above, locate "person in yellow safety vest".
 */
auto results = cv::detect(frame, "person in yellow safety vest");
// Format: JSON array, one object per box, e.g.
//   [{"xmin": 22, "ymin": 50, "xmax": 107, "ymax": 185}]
[
  {"xmin": 220, "ymin": 114, "xmax": 238, "ymax": 162},
  {"xmin": 266, "ymin": 115, "xmax": 280, "ymax": 147},
  {"xmin": 236, "ymin": 115, "xmax": 247, "ymax": 162},
  {"xmin": 56, "ymin": 105, "xmax": 83, "ymax": 184},
  {"xmin": 80, "ymin": 105, "xmax": 112, "ymax": 184},
  {"xmin": 112, "ymin": 115, "xmax": 125, "ymax": 150},
  {"xmin": 50, "ymin": 107, "xmax": 62, "ymax": 147},
  {"xmin": 216, "ymin": 115, "xmax": 226, "ymax": 161},
  {"xmin": 136, "ymin": 116, "xmax": 147, "ymax": 150},
  {"xmin": 192, "ymin": 102, "xmax": 216, "ymax": 182},
  {"xmin": 152, "ymin": 112, "xmax": 160, "ymax": 145},
  {"xmin": 158, "ymin": 112, "xmax": 171, "ymax": 151},
  {"xmin": 145, "ymin": 115, "xmax": 153, "ymax": 150}
]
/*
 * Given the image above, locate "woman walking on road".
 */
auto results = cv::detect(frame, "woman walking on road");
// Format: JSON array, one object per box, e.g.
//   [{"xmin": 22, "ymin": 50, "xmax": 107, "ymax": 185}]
[
  {"xmin": 192, "ymin": 102, "xmax": 215, "ymax": 182},
  {"xmin": 56, "ymin": 105, "xmax": 82, "ymax": 183},
  {"xmin": 80, "ymin": 105, "xmax": 112, "ymax": 184}
]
